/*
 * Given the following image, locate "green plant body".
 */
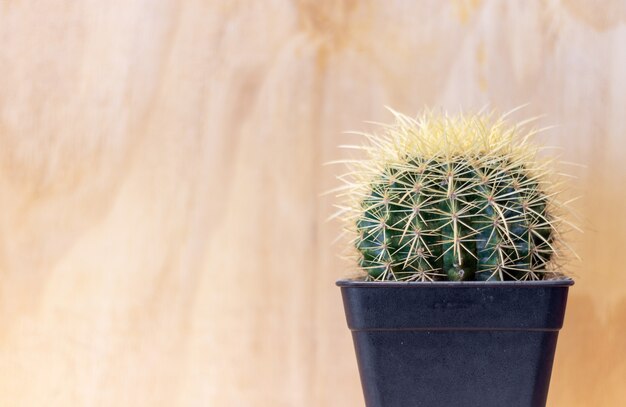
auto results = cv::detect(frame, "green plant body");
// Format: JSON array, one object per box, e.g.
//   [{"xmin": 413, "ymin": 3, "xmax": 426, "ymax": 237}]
[{"xmin": 337, "ymin": 110, "xmax": 575, "ymax": 282}]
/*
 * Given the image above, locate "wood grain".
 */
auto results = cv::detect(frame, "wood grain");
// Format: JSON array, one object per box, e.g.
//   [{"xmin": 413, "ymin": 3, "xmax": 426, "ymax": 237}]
[{"xmin": 1, "ymin": 1, "xmax": 625, "ymax": 405}]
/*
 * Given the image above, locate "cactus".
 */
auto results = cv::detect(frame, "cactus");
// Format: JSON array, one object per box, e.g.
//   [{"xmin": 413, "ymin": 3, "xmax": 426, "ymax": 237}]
[{"xmin": 337, "ymin": 110, "xmax": 575, "ymax": 281}]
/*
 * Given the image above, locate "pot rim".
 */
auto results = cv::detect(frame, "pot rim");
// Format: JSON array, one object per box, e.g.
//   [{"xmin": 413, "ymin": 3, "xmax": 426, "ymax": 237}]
[{"xmin": 336, "ymin": 277, "xmax": 574, "ymax": 288}]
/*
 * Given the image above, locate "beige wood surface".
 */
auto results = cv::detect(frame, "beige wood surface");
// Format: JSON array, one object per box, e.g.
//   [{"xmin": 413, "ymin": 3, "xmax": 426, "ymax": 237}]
[{"xmin": 1, "ymin": 1, "xmax": 625, "ymax": 405}]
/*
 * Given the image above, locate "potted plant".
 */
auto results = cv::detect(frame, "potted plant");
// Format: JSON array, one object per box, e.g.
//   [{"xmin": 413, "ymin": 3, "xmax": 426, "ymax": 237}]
[{"xmin": 335, "ymin": 110, "xmax": 577, "ymax": 407}]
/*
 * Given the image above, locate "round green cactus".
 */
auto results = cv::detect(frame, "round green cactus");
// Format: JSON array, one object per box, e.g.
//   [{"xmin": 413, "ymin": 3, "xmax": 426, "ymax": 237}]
[{"xmin": 338, "ymin": 110, "xmax": 575, "ymax": 281}]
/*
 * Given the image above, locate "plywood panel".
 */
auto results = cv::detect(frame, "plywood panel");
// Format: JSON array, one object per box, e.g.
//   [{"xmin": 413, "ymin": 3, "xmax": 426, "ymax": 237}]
[{"xmin": 0, "ymin": 0, "xmax": 625, "ymax": 405}]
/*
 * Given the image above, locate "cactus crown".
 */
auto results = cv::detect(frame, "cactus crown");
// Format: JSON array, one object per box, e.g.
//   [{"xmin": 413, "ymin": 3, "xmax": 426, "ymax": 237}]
[{"xmin": 337, "ymin": 109, "xmax": 575, "ymax": 282}]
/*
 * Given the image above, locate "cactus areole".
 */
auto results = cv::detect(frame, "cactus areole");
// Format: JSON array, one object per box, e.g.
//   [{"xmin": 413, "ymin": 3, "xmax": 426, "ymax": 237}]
[{"xmin": 339, "ymin": 110, "xmax": 575, "ymax": 282}]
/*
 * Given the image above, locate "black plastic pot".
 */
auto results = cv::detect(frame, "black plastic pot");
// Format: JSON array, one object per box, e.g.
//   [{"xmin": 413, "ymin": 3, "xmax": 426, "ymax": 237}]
[{"xmin": 337, "ymin": 279, "xmax": 574, "ymax": 407}]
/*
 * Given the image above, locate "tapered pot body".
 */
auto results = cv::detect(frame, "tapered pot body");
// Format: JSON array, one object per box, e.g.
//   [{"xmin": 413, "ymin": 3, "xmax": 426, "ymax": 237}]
[{"xmin": 337, "ymin": 279, "xmax": 574, "ymax": 407}]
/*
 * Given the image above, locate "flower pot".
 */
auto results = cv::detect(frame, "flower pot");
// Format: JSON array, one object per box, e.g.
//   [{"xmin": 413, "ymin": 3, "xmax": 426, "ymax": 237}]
[{"xmin": 337, "ymin": 279, "xmax": 574, "ymax": 407}]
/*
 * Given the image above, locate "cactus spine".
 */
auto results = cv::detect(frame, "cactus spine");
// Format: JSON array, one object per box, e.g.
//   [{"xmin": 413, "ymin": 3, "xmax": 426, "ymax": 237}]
[{"xmin": 338, "ymin": 110, "xmax": 574, "ymax": 282}]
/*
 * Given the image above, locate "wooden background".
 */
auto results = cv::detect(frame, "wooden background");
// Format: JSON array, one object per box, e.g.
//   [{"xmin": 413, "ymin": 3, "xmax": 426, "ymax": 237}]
[{"xmin": 1, "ymin": 1, "xmax": 625, "ymax": 405}]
